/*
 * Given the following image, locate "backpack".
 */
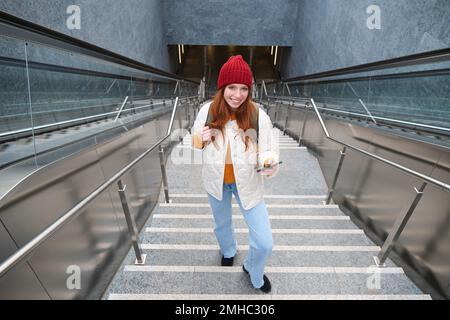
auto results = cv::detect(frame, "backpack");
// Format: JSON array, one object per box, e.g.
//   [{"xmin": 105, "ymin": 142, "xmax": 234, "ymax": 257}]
[{"xmin": 205, "ymin": 103, "xmax": 259, "ymax": 144}]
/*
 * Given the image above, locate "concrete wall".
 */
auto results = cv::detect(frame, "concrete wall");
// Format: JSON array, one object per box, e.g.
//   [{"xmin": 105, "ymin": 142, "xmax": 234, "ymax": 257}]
[
  {"xmin": 164, "ymin": 0, "xmax": 299, "ymax": 46},
  {"xmin": 2, "ymin": 0, "xmax": 449, "ymax": 84},
  {"xmin": 0, "ymin": 0, "xmax": 171, "ymax": 71},
  {"xmin": 283, "ymin": 0, "xmax": 450, "ymax": 78}
]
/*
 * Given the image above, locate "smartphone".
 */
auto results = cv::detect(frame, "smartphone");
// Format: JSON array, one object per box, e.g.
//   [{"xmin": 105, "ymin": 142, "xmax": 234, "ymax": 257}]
[{"xmin": 256, "ymin": 161, "xmax": 283, "ymax": 172}]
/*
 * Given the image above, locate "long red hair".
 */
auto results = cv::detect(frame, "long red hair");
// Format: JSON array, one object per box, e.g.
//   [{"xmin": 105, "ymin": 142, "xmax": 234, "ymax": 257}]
[{"xmin": 208, "ymin": 87, "xmax": 257, "ymax": 151}]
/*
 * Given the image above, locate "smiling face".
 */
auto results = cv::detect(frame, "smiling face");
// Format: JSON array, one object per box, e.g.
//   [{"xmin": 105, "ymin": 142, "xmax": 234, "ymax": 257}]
[{"xmin": 223, "ymin": 83, "xmax": 249, "ymax": 110}]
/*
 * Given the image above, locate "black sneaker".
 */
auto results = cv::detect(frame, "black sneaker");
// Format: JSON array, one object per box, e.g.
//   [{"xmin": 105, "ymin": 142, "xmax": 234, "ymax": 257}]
[
  {"xmin": 259, "ymin": 275, "xmax": 271, "ymax": 293},
  {"xmin": 221, "ymin": 255, "xmax": 234, "ymax": 266},
  {"xmin": 242, "ymin": 265, "xmax": 271, "ymax": 293}
]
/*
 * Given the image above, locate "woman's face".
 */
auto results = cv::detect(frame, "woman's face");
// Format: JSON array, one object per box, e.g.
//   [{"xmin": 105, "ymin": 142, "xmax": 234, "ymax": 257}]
[{"xmin": 224, "ymin": 83, "xmax": 249, "ymax": 109}]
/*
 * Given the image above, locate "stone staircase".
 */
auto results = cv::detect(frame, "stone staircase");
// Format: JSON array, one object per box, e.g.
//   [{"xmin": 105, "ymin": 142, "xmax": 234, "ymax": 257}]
[{"xmin": 104, "ymin": 130, "xmax": 431, "ymax": 300}]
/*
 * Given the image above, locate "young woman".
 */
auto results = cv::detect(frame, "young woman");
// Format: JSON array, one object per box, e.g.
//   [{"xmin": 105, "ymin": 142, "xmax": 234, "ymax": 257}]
[{"xmin": 192, "ymin": 55, "xmax": 280, "ymax": 293}]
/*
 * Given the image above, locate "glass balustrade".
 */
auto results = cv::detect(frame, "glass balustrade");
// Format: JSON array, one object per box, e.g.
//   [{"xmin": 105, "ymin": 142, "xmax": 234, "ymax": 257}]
[
  {"xmin": 0, "ymin": 33, "xmax": 198, "ymax": 176},
  {"xmin": 268, "ymin": 56, "xmax": 450, "ymax": 133}
]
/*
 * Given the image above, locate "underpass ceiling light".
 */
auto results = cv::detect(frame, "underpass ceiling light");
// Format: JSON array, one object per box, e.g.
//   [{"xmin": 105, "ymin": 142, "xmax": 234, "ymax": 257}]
[
  {"xmin": 274, "ymin": 46, "xmax": 278, "ymax": 66},
  {"xmin": 271, "ymin": 46, "xmax": 274, "ymax": 55},
  {"xmin": 182, "ymin": 44, "xmax": 184, "ymax": 54},
  {"xmin": 178, "ymin": 45, "xmax": 182, "ymax": 64}
]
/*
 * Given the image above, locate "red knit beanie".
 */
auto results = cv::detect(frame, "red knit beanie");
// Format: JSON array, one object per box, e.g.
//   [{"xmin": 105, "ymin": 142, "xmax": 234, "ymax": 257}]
[{"xmin": 217, "ymin": 55, "xmax": 253, "ymax": 90}]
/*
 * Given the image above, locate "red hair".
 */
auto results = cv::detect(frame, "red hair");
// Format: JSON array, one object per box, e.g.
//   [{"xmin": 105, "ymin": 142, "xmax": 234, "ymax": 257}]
[{"xmin": 208, "ymin": 87, "xmax": 257, "ymax": 151}]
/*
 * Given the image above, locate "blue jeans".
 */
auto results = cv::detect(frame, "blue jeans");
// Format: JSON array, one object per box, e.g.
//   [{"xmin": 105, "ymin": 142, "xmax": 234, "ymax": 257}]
[{"xmin": 207, "ymin": 183, "xmax": 274, "ymax": 289}]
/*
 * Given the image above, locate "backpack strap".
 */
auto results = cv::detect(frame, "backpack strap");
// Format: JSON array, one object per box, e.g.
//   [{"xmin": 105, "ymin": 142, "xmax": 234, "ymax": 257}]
[
  {"xmin": 205, "ymin": 107, "xmax": 213, "ymax": 127},
  {"xmin": 251, "ymin": 104, "xmax": 259, "ymax": 144}
]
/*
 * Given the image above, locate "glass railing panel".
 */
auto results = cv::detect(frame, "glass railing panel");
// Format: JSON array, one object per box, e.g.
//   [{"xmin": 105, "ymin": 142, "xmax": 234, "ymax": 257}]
[
  {"xmin": 266, "ymin": 83, "xmax": 284, "ymax": 97},
  {"xmin": 0, "ymin": 34, "xmax": 184, "ymax": 175},
  {"xmin": 366, "ymin": 72, "xmax": 450, "ymax": 128},
  {"xmin": 284, "ymin": 80, "xmax": 374, "ymax": 126},
  {"xmin": 288, "ymin": 82, "xmax": 313, "ymax": 99},
  {"xmin": 282, "ymin": 54, "xmax": 450, "ymax": 133},
  {"xmin": 179, "ymin": 81, "xmax": 198, "ymax": 97},
  {"xmin": 0, "ymin": 35, "xmax": 36, "ymax": 169},
  {"xmin": 23, "ymin": 41, "xmax": 131, "ymax": 164},
  {"xmin": 310, "ymin": 79, "xmax": 375, "ymax": 121},
  {"xmin": 0, "ymin": 21, "xmax": 199, "ymax": 208}
]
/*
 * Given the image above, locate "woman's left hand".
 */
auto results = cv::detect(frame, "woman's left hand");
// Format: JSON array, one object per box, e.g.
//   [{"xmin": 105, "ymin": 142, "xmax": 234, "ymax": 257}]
[{"xmin": 259, "ymin": 158, "xmax": 276, "ymax": 176}]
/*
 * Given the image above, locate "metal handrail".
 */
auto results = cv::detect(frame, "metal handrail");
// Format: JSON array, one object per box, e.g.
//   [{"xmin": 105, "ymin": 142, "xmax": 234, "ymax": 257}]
[
  {"xmin": 0, "ymin": 97, "xmax": 182, "ymax": 277},
  {"xmin": 271, "ymin": 96, "xmax": 450, "ymax": 266},
  {"xmin": 267, "ymin": 95, "xmax": 450, "ymax": 134},
  {"xmin": 306, "ymin": 98, "xmax": 450, "ymax": 193},
  {"xmin": 308, "ymin": 97, "xmax": 450, "ymax": 265}
]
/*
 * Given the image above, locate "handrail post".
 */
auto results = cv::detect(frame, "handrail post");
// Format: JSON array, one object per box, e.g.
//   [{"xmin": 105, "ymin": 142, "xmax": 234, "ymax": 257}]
[
  {"xmin": 117, "ymin": 179, "xmax": 146, "ymax": 265},
  {"xmin": 114, "ymin": 96, "xmax": 129, "ymax": 122},
  {"xmin": 375, "ymin": 182, "xmax": 427, "ymax": 266},
  {"xmin": 188, "ymin": 113, "xmax": 191, "ymax": 134},
  {"xmin": 345, "ymin": 82, "xmax": 377, "ymax": 125},
  {"xmin": 284, "ymin": 83, "xmax": 292, "ymax": 96},
  {"xmin": 177, "ymin": 102, "xmax": 183, "ymax": 142},
  {"xmin": 263, "ymin": 81, "xmax": 268, "ymax": 98},
  {"xmin": 283, "ymin": 105, "xmax": 291, "ymax": 135},
  {"xmin": 158, "ymin": 145, "xmax": 170, "ymax": 203},
  {"xmin": 358, "ymin": 98, "xmax": 377, "ymax": 125},
  {"xmin": 298, "ymin": 102, "xmax": 310, "ymax": 146},
  {"xmin": 274, "ymin": 100, "xmax": 279, "ymax": 125},
  {"xmin": 326, "ymin": 146, "xmax": 347, "ymax": 204},
  {"xmin": 259, "ymin": 82, "xmax": 263, "ymax": 103}
]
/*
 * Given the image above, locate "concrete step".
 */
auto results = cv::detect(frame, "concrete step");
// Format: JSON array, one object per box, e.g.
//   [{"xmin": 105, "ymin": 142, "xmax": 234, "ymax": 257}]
[
  {"xmin": 109, "ymin": 293, "xmax": 431, "ymax": 300},
  {"xmin": 154, "ymin": 202, "xmax": 344, "ymax": 215},
  {"xmin": 161, "ymin": 194, "xmax": 328, "ymax": 205},
  {"xmin": 149, "ymin": 216, "xmax": 358, "ymax": 229},
  {"xmin": 141, "ymin": 228, "xmax": 375, "ymax": 246},
  {"xmin": 121, "ymin": 246, "xmax": 396, "ymax": 268},
  {"xmin": 106, "ymin": 266, "xmax": 427, "ymax": 298}
]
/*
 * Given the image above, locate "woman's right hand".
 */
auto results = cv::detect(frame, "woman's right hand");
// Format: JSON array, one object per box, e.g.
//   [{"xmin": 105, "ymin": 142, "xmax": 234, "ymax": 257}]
[{"xmin": 201, "ymin": 126, "xmax": 212, "ymax": 142}]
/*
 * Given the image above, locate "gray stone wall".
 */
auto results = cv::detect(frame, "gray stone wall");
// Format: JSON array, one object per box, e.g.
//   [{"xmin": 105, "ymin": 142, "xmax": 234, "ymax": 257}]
[
  {"xmin": 0, "ymin": 0, "xmax": 171, "ymax": 71},
  {"xmin": 283, "ymin": 0, "xmax": 450, "ymax": 78},
  {"xmin": 164, "ymin": 0, "xmax": 299, "ymax": 46},
  {"xmin": 1, "ymin": 0, "xmax": 449, "ymax": 79}
]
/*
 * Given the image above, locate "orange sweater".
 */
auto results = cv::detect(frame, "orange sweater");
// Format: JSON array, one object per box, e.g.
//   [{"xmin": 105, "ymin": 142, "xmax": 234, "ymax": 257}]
[{"xmin": 223, "ymin": 113, "xmax": 236, "ymax": 184}]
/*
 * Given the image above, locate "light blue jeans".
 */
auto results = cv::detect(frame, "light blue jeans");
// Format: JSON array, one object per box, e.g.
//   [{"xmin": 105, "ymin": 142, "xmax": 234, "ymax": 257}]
[{"xmin": 207, "ymin": 183, "xmax": 274, "ymax": 289}]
